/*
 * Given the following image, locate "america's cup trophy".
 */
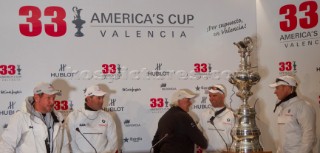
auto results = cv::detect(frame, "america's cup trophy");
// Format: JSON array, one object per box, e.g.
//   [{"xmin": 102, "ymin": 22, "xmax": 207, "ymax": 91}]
[
  {"xmin": 229, "ymin": 37, "xmax": 263, "ymax": 152},
  {"xmin": 72, "ymin": 7, "xmax": 85, "ymax": 37}
]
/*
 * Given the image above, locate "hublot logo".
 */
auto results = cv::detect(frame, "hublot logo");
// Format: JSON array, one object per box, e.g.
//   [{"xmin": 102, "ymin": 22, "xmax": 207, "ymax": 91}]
[
  {"xmin": 193, "ymin": 97, "xmax": 211, "ymax": 110},
  {"xmin": 104, "ymin": 98, "xmax": 124, "ymax": 112},
  {"xmin": 0, "ymin": 101, "xmax": 18, "ymax": 116},
  {"xmin": 51, "ymin": 64, "xmax": 76, "ymax": 78},
  {"xmin": 7, "ymin": 101, "xmax": 16, "ymax": 109},
  {"xmin": 59, "ymin": 64, "xmax": 67, "ymax": 72},
  {"xmin": 155, "ymin": 63, "xmax": 162, "ymax": 71},
  {"xmin": 201, "ymin": 97, "xmax": 207, "ymax": 104},
  {"xmin": 147, "ymin": 63, "xmax": 172, "ymax": 78}
]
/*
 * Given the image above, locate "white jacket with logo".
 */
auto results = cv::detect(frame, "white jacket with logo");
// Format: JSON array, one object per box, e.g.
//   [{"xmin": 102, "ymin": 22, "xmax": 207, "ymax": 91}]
[
  {"xmin": 276, "ymin": 97, "xmax": 317, "ymax": 153},
  {"xmin": 0, "ymin": 96, "xmax": 65, "ymax": 153},
  {"xmin": 65, "ymin": 108, "xmax": 118, "ymax": 153},
  {"xmin": 199, "ymin": 107, "xmax": 235, "ymax": 153}
]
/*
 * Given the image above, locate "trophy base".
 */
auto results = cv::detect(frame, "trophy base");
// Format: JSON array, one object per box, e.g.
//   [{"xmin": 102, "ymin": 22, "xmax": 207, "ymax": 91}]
[
  {"xmin": 75, "ymin": 32, "xmax": 84, "ymax": 37},
  {"xmin": 223, "ymin": 151, "xmax": 272, "ymax": 153}
]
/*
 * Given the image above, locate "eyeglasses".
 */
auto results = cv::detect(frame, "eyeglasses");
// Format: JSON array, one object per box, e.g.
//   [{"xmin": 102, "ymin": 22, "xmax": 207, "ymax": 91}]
[
  {"xmin": 208, "ymin": 86, "xmax": 224, "ymax": 94},
  {"xmin": 276, "ymin": 78, "xmax": 290, "ymax": 85}
]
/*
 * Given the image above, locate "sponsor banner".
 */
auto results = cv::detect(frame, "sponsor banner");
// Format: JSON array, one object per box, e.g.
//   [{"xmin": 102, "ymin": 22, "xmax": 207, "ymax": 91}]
[
  {"xmin": 0, "ymin": 0, "xmax": 258, "ymax": 152},
  {"xmin": 257, "ymin": 0, "xmax": 320, "ymax": 152}
]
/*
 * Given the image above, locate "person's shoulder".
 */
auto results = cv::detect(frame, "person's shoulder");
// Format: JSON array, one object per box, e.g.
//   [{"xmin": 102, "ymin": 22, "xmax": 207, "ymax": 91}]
[
  {"xmin": 52, "ymin": 110, "xmax": 65, "ymax": 121},
  {"xmin": 174, "ymin": 108, "xmax": 187, "ymax": 115},
  {"xmin": 53, "ymin": 109, "xmax": 66, "ymax": 116},
  {"xmin": 199, "ymin": 109, "xmax": 211, "ymax": 118},
  {"xmin": 225, "ymin": 108, "xmax": 234, "ymax": 115},
  {"xmin": 5, "ymin": 111, "xmax": 27, "ymax": 126},
  {"xmin": 10, "ymin": 110, "xmax": 26, "ymax": 119},
  {"xmin": 66, "ymin": 109, "xmax": 82, "ymax": 119},
  {"xmin": 70, "ymin": 108, "xmax": 82, "ymax": 113},
  {"xmin": 100, "ymin": 110, "xmax": 113, "ymax": 118},
  {"xmin": 290, "ymin": 97, "xmax": 316, "ymax": 115},
  {"xmin": 202, "ymin": 108, "xmax": 211, "ymax": 114},
  {"xmin": 299, "ymin": 99, "xmax": 316, "ymax": 112},
  {"xmin": 175, "ymin": 110, "xmax": 193, "ymax": 122},
  {"xmin": 292, "ymin": 97, "xmax": 314, "ymax": 108},
  {"xmin": 14, "ymin": 110, "xmax": 25, "ymax": 115}
]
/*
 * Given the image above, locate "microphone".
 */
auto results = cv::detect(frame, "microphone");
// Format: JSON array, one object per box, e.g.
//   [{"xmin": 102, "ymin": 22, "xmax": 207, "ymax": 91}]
[
  {"xmin": 150, "ymin": 133, "xmax": 168, "ymax": 153},
  {"xmin": 209, "ymin": 116, "xmax": 229, "ymax": 152},
  {"xmin": 76, "ymin": 127, "xmax": 97, "ymax": 153}
]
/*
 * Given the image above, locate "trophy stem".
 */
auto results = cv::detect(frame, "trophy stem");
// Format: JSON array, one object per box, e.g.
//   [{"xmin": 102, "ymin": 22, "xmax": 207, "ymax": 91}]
[{"xmin": 243, "ymin": 99, "xmax": 248, "ymax": 105}]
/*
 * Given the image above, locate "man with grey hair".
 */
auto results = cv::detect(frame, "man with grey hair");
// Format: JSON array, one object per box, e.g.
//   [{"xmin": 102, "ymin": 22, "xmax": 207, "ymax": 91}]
[
  {"xmin": 269, "ymin": 75, "xmax": 316, "ymax": 153},
  {"xmin": 152, "ymin": 89, "xmax": 208, "ymax": 153}
]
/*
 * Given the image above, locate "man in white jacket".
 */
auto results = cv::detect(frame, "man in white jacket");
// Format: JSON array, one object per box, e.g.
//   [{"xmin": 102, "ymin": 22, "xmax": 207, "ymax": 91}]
[
  {"xmin": 65, "ymin": 85, "xmax": 118, "ymax": 153},
  {"xmin": 199, "ymin": 84, "xmax": 235, "ymax": 153},
  {"xmin": 0, "ymin": 82, "xmax": 65, "ymax": 153},
  {"xmin": 269, "ymin": 75, "xmax": 317, "ymax": 153}
]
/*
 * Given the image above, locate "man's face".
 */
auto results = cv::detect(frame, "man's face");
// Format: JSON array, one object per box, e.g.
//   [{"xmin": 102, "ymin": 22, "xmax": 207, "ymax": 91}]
[
  {"xmin": 35, "ymin": 93, "xmax": 56, "ymax": 113},
  {"xmin": 87, "ymin": 96, "xmax": 104, "ymax": 110},
  {"xmin": 179, "ymin": 98, "xmax": 192, "ymax": 112},
  {"xmin": 274, "ymin": 85, "xmax": 291, "ymax": 100},
  {"xmin": 209, "ymin": 92, "xmax": 225, "ymax": 107}
]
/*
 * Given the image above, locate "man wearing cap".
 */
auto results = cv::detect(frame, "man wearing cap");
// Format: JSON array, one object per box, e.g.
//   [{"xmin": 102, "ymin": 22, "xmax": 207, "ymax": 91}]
[
  {"xmin": 65, "ymin": 85, "xmax": 117, "ymax": 153},
  {"xmin": 199, "ymin": 84, "xmax": 234, "ymax": 153},
  {"xmin": 269, "ymin": 75, "xmax": 316, "ymax": 153},
  {"xmin": 0, "ymin": 82, "xmax": 65, "ymax": 153},
  {"xmin": 152, "ymin": 89, "xmax": 208, "ymax": 153}
]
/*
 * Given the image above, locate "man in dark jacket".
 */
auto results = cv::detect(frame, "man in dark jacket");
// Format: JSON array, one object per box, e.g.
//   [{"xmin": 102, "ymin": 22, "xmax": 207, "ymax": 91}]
[{"xmin": 152, "ymin": 89, "xmax": 208, "ymax": 153}]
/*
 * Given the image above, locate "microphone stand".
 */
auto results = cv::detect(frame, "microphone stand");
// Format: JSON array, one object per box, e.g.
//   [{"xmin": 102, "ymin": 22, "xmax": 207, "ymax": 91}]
[
  {"xmin": 76, "ymin": 127, "xmax": 97, "ymax": 153},
  {"xmin": 210, "ymin": 117, "xmax": 230, "ymax": 153},
  {"xmin": 149, "ymin": 133, "xmax": 168, "ymax": 153}
]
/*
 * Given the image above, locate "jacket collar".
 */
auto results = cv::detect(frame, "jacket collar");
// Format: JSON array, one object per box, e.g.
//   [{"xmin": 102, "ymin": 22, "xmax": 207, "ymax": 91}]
[
  {"xmin": 24, "ymin": 96, "xmax": 63, "ymax": 123},
  {"xmin": 209, "ymin": 106, "xmax": 227, "ymax": 116},
  {"xmin": 280, "ymin": 96, "xmax": 299, "ymax": 109},
  {"xmin": 273, "ymin": 92, "xmax": 297, "ymax": 112}
]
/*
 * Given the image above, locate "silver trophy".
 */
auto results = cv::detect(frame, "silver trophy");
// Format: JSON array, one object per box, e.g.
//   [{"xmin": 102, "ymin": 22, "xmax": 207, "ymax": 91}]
[{"xmin": 229, "ymin": 37, "xmax": 263, "ymax": 152}]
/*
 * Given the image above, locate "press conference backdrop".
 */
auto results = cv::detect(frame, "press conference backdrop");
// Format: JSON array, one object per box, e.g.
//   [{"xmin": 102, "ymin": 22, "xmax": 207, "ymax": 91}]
[{"xmin": 0, "ymin": 0, "xmax": 319, "ymax": 152}]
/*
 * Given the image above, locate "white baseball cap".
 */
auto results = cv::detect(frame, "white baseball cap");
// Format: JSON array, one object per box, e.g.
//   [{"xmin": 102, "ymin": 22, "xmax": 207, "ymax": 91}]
[
  {"xmin": 269, "ymin": 75, "xmax": 297, "ymax": 87},
  {"xmin": 33, "ymin": 82, "xmax": 61, "ymax": 95},
  {"xmin": 84, "ymin": 85, "xmax": 107, "ymax": 97},
  {"xmin": 208, "ymin": 84, "xmax": 226, "ymax": 95},
  {"xmin": 171, "ymin": 89, "xmax": 197, "ymax": 103}
]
